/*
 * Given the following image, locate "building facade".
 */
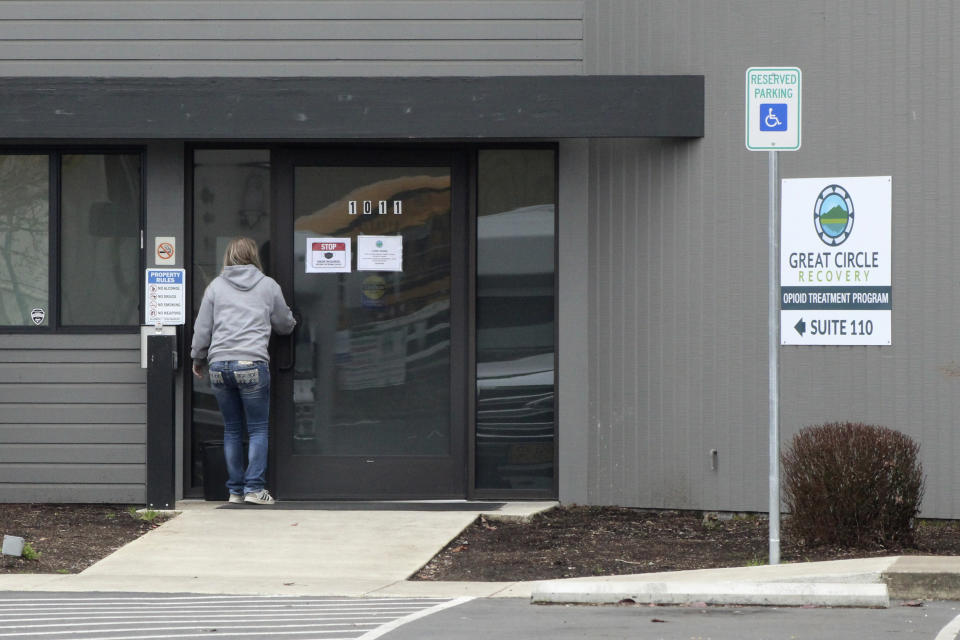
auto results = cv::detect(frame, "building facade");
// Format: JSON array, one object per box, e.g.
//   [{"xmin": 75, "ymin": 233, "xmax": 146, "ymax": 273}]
[{"xmin": 1, "ymin": 1, "xmax": 957, "ymax": 518}]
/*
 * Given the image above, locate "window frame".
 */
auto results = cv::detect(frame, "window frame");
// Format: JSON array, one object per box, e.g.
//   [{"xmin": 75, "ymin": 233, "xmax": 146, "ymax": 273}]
[{"xmin": 0, "ymin": 146, "xmax": 145, "ymax": 334}]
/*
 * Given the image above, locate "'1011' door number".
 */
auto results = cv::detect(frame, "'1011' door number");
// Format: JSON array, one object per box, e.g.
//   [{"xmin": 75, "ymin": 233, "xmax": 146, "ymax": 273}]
[{"xmin": 349, "ymin": 200, "xmax": 402, "ymax": 215}]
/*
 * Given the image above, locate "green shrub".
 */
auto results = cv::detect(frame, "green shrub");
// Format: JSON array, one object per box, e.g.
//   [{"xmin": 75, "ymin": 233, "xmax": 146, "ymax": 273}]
[
  {"xmin": 781, "ymin": 422, "xmax": 925, "ymax": 548},
  {"xmin": 21, "ymin": 542, "xmax": 40, "ymax": 561}
]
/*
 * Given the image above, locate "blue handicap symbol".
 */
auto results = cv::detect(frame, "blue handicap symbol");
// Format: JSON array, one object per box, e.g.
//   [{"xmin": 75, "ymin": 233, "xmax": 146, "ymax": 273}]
[{"xmin": 760, "ymin": 103, "xmax": 788, "ymax": 132}]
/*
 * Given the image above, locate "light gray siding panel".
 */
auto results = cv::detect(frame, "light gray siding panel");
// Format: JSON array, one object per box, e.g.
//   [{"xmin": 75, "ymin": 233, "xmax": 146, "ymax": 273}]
[
  {"xmin": 0, "ymin": 464, "xmax": 144, "ymax": 484},
  {"xmin": 0, "ymin": 334, "xmax": 145, "ymax": 503},
  {"xmin": 0, "ymin": 20, "xmax": 584, "ymax": 40},
  {"xmin": 0, "ymin": 1, "xmax": 584, "ymax": 77},
  {"xmin": 0, "ymin": 424, "xmax": 144, "ymax": 444},
  {"xmin": 0, "ymin": 363, "xmax": 143, "ymax": 383},
  {"xmin": 0, "ymin": 444, "xmax": 144, "ymax": 464},
  {"xmin": 0, "ymin": 41, "xmax": 583, "ymax": 61},
  {"xmin": 580, "ymin": 0, "xmax": 960, "ymax": 517},
  {"xmin": 0, "ymin": 484, "xmax": 144, "ymax": 503},
  {"xmin": 0, "ymin": 61, "xmax": 584, "ymax": 77},
  {"xmin": 0, "ymin": 2, "xmax": 583, "ymax": 21},
  {"xmin": 0, "ymin": 350, "xmax": 136, "ymax": 363},
  {"xmin": 0, "ymin": 384, "xmax": 145, "ymax": 404},
  {"xmin": 0, "ymin": 404, "xmax": 146, "ymax": 424},
  {"xmin": 0, "ymin": 335, "xmax": 139, "ymax": 350}
]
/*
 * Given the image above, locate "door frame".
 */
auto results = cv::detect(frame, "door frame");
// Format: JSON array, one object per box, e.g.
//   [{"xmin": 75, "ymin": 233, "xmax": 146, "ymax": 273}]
[
  {"xmin": 183, "ymin": 142, "xmax": 560, "ymax": 501},
  {"xmin": 270, "ymin": 146, "xmax": 470, "ymax": 499}
]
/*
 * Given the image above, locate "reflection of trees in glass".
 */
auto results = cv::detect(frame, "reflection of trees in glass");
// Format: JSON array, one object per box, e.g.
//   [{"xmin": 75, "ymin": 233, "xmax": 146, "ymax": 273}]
[
  {"xmin": 0, "ymin": 155, "xmax": 48, "ymax": 326},
  {"xmin": 60, "ymin": 154, "xmax": 140, "ymax": 326}
]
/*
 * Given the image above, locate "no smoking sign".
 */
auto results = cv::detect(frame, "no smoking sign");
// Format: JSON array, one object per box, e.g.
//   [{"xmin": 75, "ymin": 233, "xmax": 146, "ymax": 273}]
[{"xmin": 155, "ymin": 237, "xmax": 176, "ymax": 265}]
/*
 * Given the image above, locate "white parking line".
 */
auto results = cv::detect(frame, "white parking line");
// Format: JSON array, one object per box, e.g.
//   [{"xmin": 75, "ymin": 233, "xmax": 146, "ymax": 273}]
[
  {"xmin": 357, "ymin": 597, "xmax": 473, "ymax": 640},
  {"xmin": 0, "ymin": 594, "xmax": 461, "ymax": 640},
  {"xmin": 0, "ymin": 616, "xmax": 395, "ymax": 629},
  {"xmin": 936, "ymin": 614, "xmax": 960, "ymax": 640},
  {"xmin": 41, "ymin": 632, "xmax": 358, "ymax": 640},
  {"xmin": 0, "ymin": 623, "xmax": 380, "ymax": 637}
]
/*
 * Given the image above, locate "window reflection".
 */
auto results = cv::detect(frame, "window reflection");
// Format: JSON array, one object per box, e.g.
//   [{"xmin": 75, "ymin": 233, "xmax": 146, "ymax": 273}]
[
  {"xmin": 292, "ymin": 167, "xmax": 452, "ymax": 456},
  {"xmin": 0, "ymin": 155, "xmax": 48, "ymax": 326},
  {"xmin": 476, "ymin": 150, "xmax": 556, "ymax": 491},
  {"xmin": 61, "ymin": 154, "xmax": 141, "ymax": 326}
]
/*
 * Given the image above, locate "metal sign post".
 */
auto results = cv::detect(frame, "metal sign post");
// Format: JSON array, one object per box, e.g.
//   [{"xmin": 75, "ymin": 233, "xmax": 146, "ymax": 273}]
[
  {"xmin": 767, "ymin": 150, "xmax": 780, "ymax": 565},
  {"xmin": 747, "ymin": 67, "xmax": 800, "ymax": 565}
]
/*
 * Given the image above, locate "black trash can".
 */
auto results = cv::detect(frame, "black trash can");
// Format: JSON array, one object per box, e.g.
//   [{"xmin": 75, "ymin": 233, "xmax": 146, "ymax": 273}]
[{"xmin": 201, "ymin": 440, "xmax": 229, "ymax": 501}]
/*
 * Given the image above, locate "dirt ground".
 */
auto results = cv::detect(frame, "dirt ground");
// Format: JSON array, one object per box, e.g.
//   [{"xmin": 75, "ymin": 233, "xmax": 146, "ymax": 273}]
[
  {"xmin": 0, "ymin": 504, "xmax": 172, "ymax": 574},
  {"xmin": 412, "ymin": 506, "xmax": 960, "ymax": 582},
  {"xmin": 4, "ymin": 504, "xmax": 960, "ymax": 579}
]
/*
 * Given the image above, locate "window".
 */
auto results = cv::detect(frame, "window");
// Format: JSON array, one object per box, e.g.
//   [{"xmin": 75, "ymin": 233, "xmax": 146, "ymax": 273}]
[
  {"xmin": 475, "ymin": 149, "xmax": 556, "ymax": 491},
  {"xmin": 0, "ymin": 151, "xmax": 142, "ymax": 330},
  {"xmin": 0, "ymin": 155, "xmax": 48, "ymax": 326}
]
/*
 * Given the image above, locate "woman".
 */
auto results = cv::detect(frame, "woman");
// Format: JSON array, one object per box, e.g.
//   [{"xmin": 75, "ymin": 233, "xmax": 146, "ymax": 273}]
[{"xmin": 191, "ymin": 237, "xmax": 295, "ymax": 505}]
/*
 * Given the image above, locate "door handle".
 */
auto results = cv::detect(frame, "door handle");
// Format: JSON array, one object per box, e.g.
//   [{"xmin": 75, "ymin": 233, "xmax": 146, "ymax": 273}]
[{"xmin": 277, "ymin": 309, "xmax": 301, "ymax": 372}]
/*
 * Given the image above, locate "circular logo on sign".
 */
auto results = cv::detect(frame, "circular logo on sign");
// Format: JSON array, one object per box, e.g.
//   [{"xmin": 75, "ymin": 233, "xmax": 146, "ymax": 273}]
[
  {"xmin": 376, "ymin": 240, "xmax": 384, "ymax": 249},
  {"xmin": 361, "ymin": 275, "xmax": 387, "ymax": 300},
  {"xmin": 361, "ymin": 275, "xmax": 387, "ymax": 308},
  {"xmin": 814, "ymin": 184, "xmax": 854, "ymax": 246}
]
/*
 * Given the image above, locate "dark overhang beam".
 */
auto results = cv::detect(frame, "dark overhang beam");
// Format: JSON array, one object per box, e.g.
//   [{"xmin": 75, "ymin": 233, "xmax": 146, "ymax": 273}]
[{"xmin": 0, "ymin": 75, "xmax": 704, "ymax": 139}]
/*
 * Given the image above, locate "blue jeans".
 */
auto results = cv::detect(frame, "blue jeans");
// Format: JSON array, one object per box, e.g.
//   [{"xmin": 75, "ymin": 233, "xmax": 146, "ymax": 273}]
[{"xmin": 208, "ymin": 361, "xmax": 270, "ymax": 495}]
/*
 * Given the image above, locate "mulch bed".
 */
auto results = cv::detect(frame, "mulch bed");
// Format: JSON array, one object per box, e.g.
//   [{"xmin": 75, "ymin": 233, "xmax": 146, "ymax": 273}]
[
  {"xmin": 412, "ymin": 506, "xmax": 960, "ymax": 582},
  {"xmin": 0, "ymin": 504, "xmax": 172, "ymax": 574}
]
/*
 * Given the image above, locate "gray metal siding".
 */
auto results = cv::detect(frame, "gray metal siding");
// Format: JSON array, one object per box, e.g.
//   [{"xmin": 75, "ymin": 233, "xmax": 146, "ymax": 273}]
[
  {"xmin": 0, "ymin": 334, "xmax": 146, "ymax": 503},
  {"xmin": 557, "ymin": 139, "xmax": 591, "ymax": 505},
  {"xmin": 0, "ymin": 1, "xmax": 583, "ymax": 76},
  {"xmin": 581, "ymin": 0, "xmax": 960, "ymax": 517}
]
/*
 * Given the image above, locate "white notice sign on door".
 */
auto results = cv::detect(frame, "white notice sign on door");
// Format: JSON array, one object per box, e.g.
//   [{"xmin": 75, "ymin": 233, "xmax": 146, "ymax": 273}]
[{"xmin": 357, "ymin": 235, "xmax": 403, "ymax": 272}]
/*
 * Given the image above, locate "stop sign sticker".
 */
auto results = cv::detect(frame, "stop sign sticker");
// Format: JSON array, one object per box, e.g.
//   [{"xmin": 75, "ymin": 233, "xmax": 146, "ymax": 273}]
[{"xmin": 306, "ymin": 237, "xmax": 350, "ymax": 273}]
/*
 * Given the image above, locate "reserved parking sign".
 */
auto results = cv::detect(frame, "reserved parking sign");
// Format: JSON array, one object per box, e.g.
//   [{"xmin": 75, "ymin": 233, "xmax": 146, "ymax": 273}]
[{"xmin": 746, "ymin": 67, "xmax": 801, "ymax": 150}]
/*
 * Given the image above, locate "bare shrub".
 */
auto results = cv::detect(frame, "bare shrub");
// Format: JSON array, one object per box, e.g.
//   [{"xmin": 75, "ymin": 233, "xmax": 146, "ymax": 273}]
[{"xmin": 781, "ymin": 422, "xmax": 925, "ymax": 548}]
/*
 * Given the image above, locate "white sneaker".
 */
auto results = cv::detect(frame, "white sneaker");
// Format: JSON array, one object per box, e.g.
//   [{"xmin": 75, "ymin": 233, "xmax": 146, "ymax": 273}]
[
  {"xmin": 244, "ymin": 489, "xmax": 276, "ymax": 505},
  {"xmin": 228, "ymin": 494, "xmax": 244, "ymax": 504}
]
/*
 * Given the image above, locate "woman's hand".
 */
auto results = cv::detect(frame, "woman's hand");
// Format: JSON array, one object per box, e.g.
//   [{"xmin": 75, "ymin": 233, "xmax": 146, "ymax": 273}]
[{"xmin": 192, "ymin": 362, "xmax": 205, "ymax": 379}]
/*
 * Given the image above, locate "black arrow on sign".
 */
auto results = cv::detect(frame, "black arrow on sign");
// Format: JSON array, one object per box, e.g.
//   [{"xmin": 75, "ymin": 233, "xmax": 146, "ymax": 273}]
[{"xmin": 794, "ymin": 318, "xmax": 807, "ymax": 336}]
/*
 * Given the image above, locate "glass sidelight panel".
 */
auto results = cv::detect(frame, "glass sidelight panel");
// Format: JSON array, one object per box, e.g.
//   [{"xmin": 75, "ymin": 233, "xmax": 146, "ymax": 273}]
[
  {"xmin": 476, "ymin": 149, "xmax": 556, "ymax": 491},
  {"xmin": 292, "ymin": 166, "xmax": 451, "ymax": 457},
  {"xmin": 190, "ymin": 149, "xmax": 271, "ymax": 488}
]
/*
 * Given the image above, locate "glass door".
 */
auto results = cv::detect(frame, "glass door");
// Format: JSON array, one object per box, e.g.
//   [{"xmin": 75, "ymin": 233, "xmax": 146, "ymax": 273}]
[{"xmin": 272, "ymin": 149, "xmax": 467, "ymax": 498}]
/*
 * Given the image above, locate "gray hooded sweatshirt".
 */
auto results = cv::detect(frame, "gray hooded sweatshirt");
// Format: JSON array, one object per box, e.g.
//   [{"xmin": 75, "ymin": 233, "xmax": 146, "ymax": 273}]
[{"xmin": 190, "ymin": 265, "xmax": 295, "ymax": 364}]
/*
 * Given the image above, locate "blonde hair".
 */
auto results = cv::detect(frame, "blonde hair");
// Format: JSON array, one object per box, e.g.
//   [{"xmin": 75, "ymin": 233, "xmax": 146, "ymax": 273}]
[{"xmin": 222, "ymin": 237, "xmax": 263, "ymax": 271}]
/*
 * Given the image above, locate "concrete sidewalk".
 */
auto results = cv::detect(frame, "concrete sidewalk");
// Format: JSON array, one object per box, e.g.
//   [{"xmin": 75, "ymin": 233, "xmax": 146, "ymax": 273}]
[
  {"xmin": 0, "ymin": 500, "xmax": 552, "ymax": 598},
  {"xmin": 1, "ymin": 501, "xmax": 958, "ymax": 607}
]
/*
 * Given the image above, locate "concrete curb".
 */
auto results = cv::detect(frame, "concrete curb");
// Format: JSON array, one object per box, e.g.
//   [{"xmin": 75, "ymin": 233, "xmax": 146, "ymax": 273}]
[
  {"xmin": 530, "ymin": 581, "xmax": 890, "ymax": 608},
  {"xmin": 884, "ymin": 572, "xmax": 960, "ymax": 601},
  {"xmin": 881, "ymin": 556, "xmax": 960, "ymax": 601}
]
